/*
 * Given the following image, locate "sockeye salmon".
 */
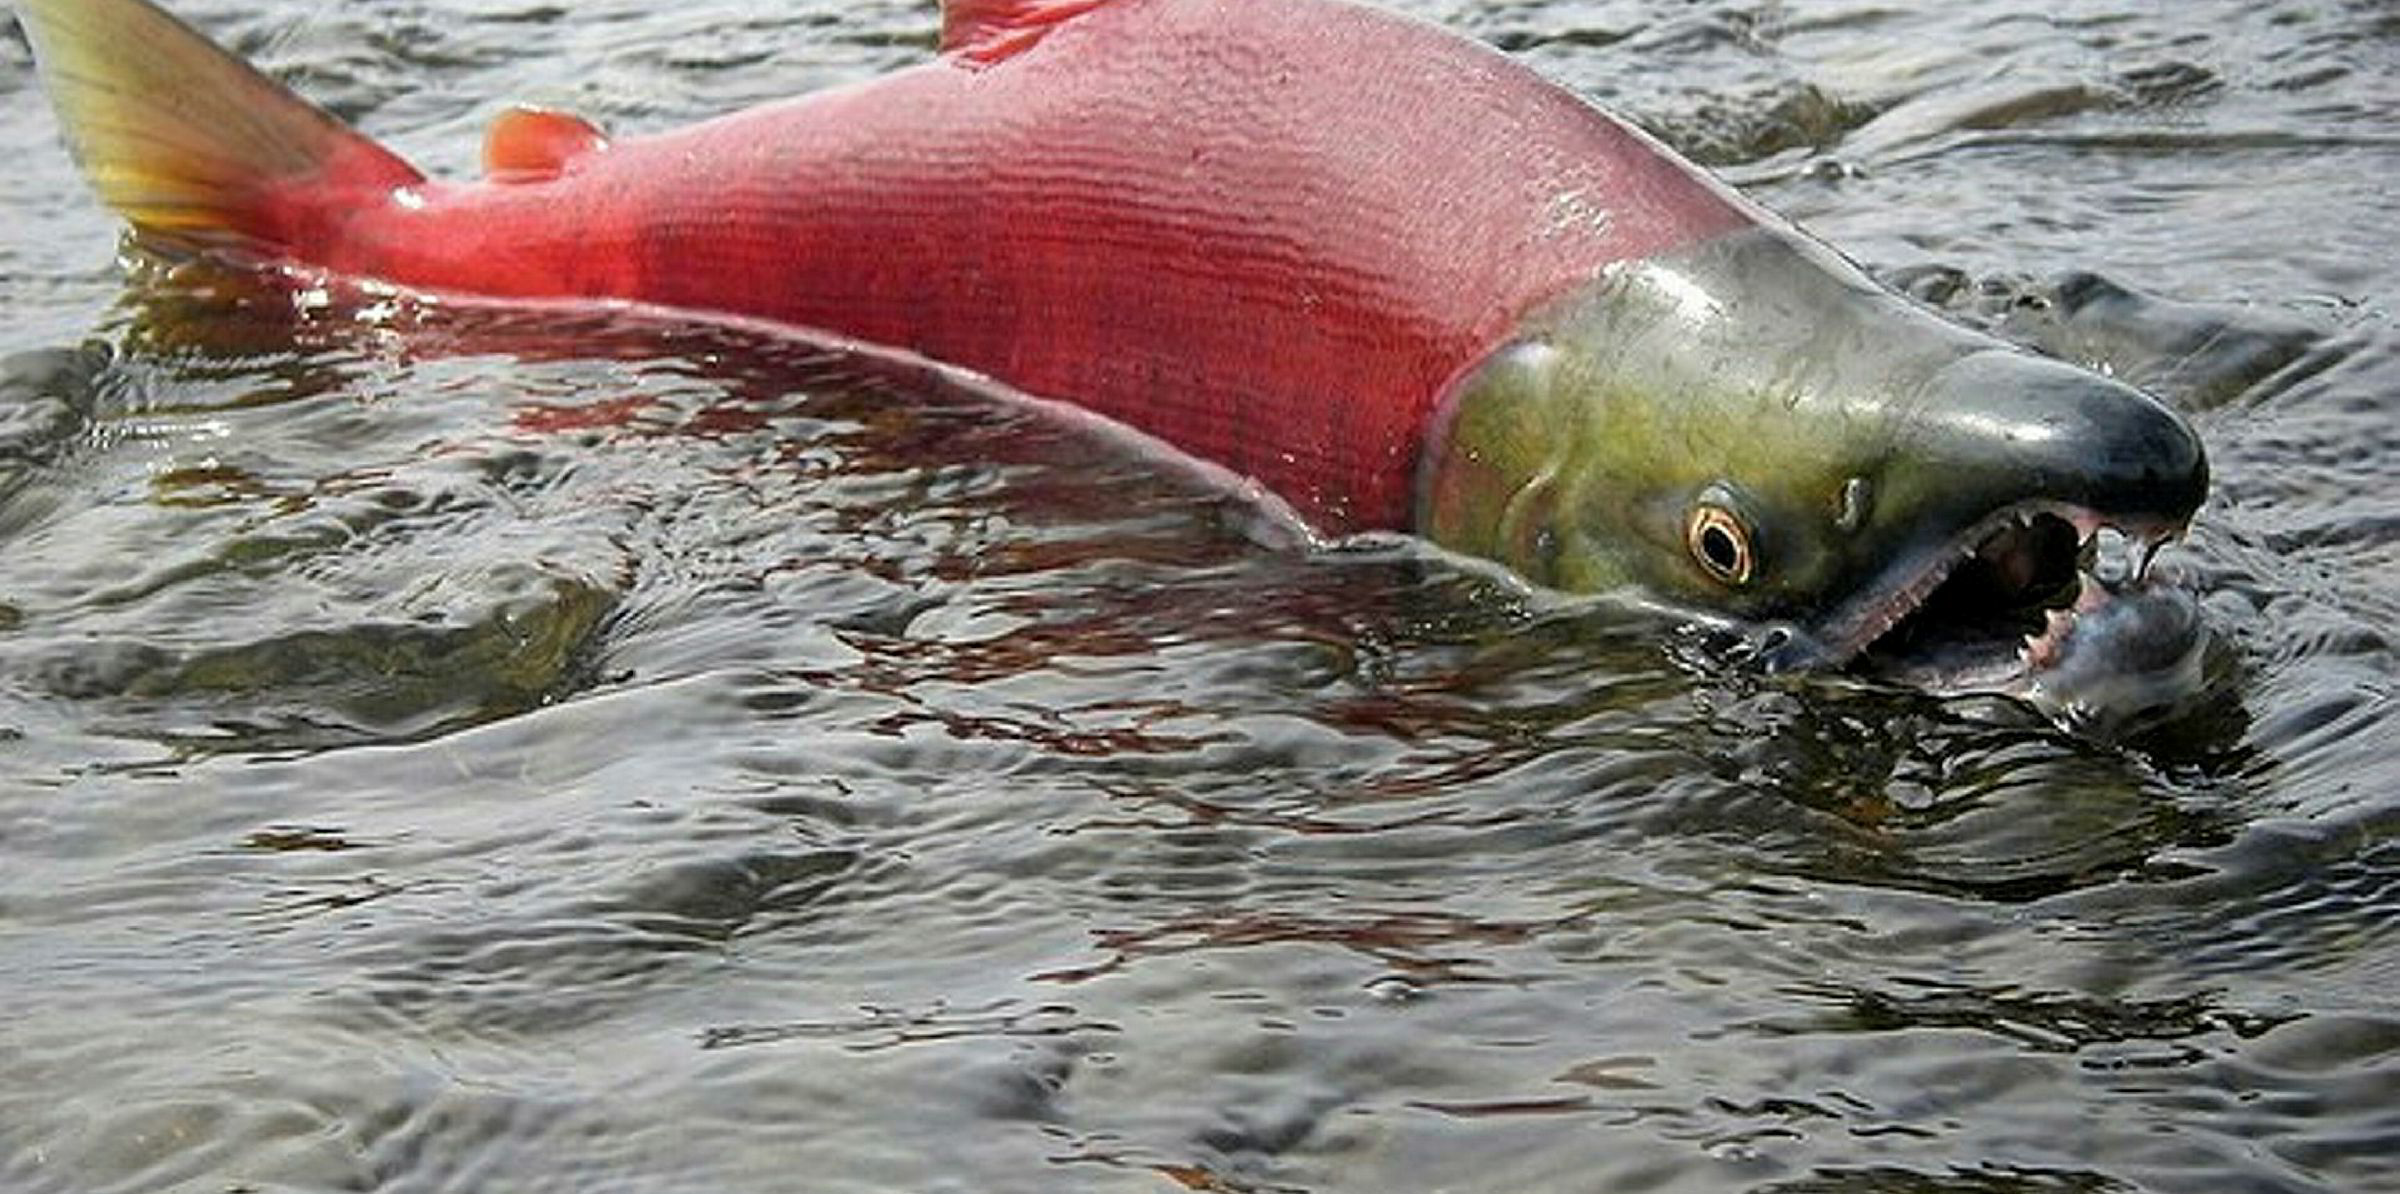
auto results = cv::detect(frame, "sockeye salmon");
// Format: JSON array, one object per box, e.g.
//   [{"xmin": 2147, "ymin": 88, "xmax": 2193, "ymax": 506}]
[{"xmin": 15, "ymin": 0, "xmax": 2212, "ymax": 715}]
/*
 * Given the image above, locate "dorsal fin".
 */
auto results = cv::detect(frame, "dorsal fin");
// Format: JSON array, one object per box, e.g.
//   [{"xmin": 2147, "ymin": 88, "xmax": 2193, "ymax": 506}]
[
  {"xmin": 940, "ymin": 0, "xmax": 1110, "ymax": 65},
  {"xmin": 482, "ymin": 106, "xmax": 610, "ymax": 184}
]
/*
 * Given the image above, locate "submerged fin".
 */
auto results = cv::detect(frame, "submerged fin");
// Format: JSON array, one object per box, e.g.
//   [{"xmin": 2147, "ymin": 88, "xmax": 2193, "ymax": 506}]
[
  {"xmin": 482, "ymin": 106, "xmax": 611, "ymax": 184},
  {"xmin": 16, "ymin": 0, "xmax": 423, "ymax": 255},
  {"xmin": 940, "ymin": 0, "xmax": 1110, "ymax": 64}
]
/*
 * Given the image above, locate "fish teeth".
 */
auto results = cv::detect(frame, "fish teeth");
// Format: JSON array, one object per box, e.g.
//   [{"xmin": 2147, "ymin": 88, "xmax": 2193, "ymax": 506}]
[
  {"xmin": 2087, "ymin": 525, "xmax": 2143, "ymax": 585},
  {"xmin": 2136, "ymin": 534, "xmax": 2170, "ymax": 586}
]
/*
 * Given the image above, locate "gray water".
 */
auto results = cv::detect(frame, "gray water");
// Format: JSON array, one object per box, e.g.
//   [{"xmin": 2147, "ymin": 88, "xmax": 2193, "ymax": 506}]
[{"xmin": 1, "ymin": 1, "xmax": 2395, "ymax": 1191}]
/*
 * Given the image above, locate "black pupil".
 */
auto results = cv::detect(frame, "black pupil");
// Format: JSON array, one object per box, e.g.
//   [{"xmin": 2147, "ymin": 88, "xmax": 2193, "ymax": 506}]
[{"xmin": 1702, "ymin": 524, "xmax": 1741, "ymax": 573}]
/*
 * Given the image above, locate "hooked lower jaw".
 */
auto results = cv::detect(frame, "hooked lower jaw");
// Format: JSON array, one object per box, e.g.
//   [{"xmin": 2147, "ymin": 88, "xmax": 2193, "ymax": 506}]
[{"xmin": 1805, "ymin": 501, "xmax": 2194, "ymax": 687}]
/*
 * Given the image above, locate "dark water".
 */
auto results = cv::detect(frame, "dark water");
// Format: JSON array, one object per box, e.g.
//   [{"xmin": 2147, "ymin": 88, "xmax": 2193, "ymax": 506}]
[{"xmin": 2, "ymin": 1, "xmax": 2396, "ymax": 1191}]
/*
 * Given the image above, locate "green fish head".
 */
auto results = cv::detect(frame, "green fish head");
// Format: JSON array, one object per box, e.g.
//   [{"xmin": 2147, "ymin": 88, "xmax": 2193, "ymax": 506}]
[{"xmin": 1420, "ymin": 227, "xmax": 2209, "ymax": 686}]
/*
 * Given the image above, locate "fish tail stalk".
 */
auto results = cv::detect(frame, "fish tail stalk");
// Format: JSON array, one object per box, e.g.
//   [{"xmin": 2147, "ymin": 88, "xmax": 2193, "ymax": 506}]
[{"xmin": 15, "ymin": 0, "xmax": 423, "ymax": 259}]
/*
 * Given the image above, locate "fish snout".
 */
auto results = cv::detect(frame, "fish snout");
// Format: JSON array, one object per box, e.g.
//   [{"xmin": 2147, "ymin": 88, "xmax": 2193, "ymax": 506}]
[{"xmin": 1916, "ymin": 349, "xmax": 2208, "ymax": 533}]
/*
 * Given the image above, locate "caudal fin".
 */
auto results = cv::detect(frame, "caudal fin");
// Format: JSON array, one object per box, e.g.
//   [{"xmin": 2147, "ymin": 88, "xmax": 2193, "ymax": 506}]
[{"xmin": 16, "ymin": 0, "xmax": 423, "ymax": 257}]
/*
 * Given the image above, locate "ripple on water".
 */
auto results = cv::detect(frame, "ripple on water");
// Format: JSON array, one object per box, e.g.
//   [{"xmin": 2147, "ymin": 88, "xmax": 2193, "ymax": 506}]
[
  {"xmin": 3, "ymin": 1, "xmax": 2400, "ymax": 1192},
  {"xmin": 0, "ymin": 377, "xmax": 629, "ymax": 752}
]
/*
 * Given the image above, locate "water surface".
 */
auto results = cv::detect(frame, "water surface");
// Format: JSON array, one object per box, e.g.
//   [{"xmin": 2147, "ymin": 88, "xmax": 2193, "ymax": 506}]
[{"xmin": 1, "ymin": 1, "xmax": 2396, "ymax": 1192}]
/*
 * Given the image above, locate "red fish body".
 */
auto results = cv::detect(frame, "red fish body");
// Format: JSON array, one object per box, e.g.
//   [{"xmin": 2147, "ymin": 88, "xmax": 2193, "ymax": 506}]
[
  {"xmin": 254, "ymin": 0, "xmax": 1753, "ymax": 528},
  {"xmin": 22, "ymin": 0, "xmax": 2216, "ymax": 706}
]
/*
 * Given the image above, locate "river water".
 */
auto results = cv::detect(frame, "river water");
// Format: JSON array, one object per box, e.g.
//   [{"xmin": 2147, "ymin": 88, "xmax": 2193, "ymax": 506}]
[{"xmin": 1, "ymin": 1, "xmax": 2395, "ymax": 1191}]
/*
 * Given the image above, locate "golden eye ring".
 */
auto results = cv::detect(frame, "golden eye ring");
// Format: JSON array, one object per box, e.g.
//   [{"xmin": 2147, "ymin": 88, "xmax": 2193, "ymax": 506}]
[{"xmin": 1687, "ymin": 504, "xmax": 1754, "ymax": 587}]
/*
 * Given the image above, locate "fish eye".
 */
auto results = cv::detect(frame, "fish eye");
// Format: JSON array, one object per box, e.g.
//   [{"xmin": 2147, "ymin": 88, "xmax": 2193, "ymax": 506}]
[{"xmin": 1687, "ymin": 503, "xmax": 1754, "ymax": 586}]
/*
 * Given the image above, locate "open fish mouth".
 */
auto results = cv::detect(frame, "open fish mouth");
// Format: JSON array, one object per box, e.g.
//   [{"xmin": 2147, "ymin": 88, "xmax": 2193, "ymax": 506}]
[{"xmin": 1818, "ymin": 503, "xmax": 2198, "ymax": 698}]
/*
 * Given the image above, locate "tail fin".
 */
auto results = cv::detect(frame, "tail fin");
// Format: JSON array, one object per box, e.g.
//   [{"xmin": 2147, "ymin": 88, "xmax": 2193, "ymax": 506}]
[{"xmin": 16, "ymin": 0, "xmax": 424, "ymax": 257}]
